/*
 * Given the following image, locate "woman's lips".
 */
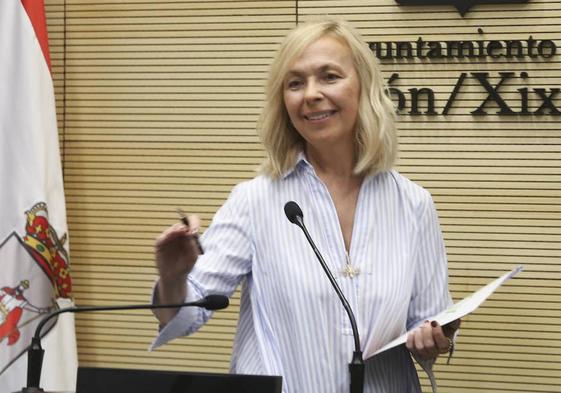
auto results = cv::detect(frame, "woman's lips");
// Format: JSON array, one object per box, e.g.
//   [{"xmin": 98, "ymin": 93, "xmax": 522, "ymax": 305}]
[{"xmin": 304, "ymin": 110, "xmax": 336, "ymax": 121}]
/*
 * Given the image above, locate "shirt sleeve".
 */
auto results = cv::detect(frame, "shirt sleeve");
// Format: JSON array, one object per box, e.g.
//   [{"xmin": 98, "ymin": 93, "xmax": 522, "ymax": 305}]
[
  {"xmin": 150, "ymin": 182, "xmax": 254, "ymax": 349},
  {"xmin": 407, "ymin": 191, "xmax": 453, "ymax": 330}
]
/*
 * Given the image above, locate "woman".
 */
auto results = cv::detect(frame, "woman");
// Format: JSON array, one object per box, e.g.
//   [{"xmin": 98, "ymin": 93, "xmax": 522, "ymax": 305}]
[{"xmin": 152, "ymin": 18, "xmax": 459, "ymax": 393}]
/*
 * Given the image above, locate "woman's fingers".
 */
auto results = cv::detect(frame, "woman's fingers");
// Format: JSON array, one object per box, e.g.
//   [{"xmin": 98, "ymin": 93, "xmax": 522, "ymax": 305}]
[
  {"xmin": 406, "ymin": 320, "xmax": 451, "ymax": 359},
  {"xmin": 406, "ymin": 321, "xmax": 432, "ymax": 358},
  {"xmin": 431, "ymin": 321, "xmax": 452, "ymax": 354},
  {"xmin": 188, "ymin": 214, "xmax": 201, "ymax": 233},
  {"xmin": 154, "ymin": 216, "xmax": 202, "ymax": 279},
  {"xmin": 155, "ymin": 223, "xmax": 189, "ymax": 247}
]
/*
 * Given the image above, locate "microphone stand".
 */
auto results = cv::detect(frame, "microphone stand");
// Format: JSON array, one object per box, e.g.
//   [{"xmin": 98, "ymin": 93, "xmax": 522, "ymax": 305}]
[
  {"xmin": 285, "ymin": 202, "xmax": 364, "ymax": 393},
  {"xmin": 21, "ymin": 295, "xmax": 228, "ymax": 393}
]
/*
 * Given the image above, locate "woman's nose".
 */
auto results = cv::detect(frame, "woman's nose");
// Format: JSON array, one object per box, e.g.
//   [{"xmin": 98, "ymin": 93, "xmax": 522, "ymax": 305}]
[{"xmin": 304, "ymin": 80, "xmax": 323, "ymax": 102}]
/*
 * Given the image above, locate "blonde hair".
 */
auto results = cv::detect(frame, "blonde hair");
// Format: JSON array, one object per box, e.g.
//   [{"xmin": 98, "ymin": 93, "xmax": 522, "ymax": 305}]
[{"xmin": 258, "ymin": 18, "xmax": 398, "ymax": 178}]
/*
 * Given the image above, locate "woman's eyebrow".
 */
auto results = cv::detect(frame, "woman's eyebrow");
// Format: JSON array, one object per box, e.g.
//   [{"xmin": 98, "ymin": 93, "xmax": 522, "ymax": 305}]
[
  {"xmin": 286, "ymin": 63, "xmax": 343, "ymax": 77},
  {"xmin": 318, "ymin": 64, "xmax": 342, "ymax": 72}
]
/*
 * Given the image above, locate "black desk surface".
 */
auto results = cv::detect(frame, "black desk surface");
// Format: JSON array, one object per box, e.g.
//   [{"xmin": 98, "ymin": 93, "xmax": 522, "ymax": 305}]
[{"xmin": 76, "ymin": 367, "xmax": 282, "ymax": 393}]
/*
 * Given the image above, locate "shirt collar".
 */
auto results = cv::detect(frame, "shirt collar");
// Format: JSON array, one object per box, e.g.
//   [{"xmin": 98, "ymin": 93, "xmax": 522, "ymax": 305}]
[
  {"xmin": 280, "ymin": 151, "xmax": 383, "ymax": 187},
  {"xmin": 281, "ymin": 151, "xmax": 313, "ymax": 180}
]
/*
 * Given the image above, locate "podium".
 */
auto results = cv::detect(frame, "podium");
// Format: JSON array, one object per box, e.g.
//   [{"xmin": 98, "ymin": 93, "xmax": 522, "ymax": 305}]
[{"xmin": 75, "ymin": 367, "xmax": 282, "ymax": 393}]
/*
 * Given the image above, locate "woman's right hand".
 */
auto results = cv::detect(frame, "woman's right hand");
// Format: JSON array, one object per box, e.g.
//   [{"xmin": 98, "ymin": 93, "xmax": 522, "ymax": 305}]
[
  {"xmin": 155, "ymin": 215, "xmax": 201, "ymax": 281},
  {"xmin": 153, "ymin": 215, "xmax": 201, "ymax": 325}
]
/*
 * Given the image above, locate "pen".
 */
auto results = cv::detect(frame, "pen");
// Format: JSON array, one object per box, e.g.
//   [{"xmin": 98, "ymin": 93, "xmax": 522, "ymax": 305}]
[{"xmin": 176, "ymin": 208, "xmax": 204, "ymax": 255}]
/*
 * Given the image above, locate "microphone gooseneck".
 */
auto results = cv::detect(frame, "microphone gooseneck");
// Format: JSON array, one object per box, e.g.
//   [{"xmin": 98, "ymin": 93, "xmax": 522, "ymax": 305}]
[
  {"xmin": 24, "ymin": 295, "xmax": 229, "ymax": 392},
  {"xmin": 284, "ymin": 201, "xmax": 364, "ymax": 393},
  {"xmin": 284, "ymin": 201, "xmax": 361, "ymax": 352}
]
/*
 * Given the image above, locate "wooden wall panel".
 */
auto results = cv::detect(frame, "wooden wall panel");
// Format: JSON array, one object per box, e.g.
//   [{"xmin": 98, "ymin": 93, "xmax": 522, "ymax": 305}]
[{"xmin": 46, "ymin": 0, "xmax": 560, "ymax": 391}]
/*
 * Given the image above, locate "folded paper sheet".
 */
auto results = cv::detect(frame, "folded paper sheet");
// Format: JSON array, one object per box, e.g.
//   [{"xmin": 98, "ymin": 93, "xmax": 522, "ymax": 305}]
[{"xmin": 368, "ymin": 265, "xmax": 523, "ymax": 359}]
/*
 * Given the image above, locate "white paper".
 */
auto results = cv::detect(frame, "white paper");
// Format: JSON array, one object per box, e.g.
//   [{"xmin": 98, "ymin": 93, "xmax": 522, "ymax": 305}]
[{"xmin": 368, "ymin": 265, "xmax": 523, "ymax": 358}]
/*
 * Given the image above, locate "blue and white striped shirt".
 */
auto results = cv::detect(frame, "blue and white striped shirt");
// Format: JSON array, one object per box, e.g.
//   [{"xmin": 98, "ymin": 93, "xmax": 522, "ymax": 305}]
[{"xmin": 152, "ymin": 155, "xmax": 452, "ymax": 393}]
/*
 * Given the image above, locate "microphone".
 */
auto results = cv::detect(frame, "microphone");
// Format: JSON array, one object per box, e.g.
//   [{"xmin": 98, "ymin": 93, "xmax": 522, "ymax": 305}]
[
  {"xmin": 22, "ymin": 295, "xmax": 229, "ymax": 393},
  {"xmin": 284, "ymin": 201, "xmax": 303, "ymax": 225},
  {"xmin": 284, "ymin": 201, "xmax": 364, "ymax": 393}
]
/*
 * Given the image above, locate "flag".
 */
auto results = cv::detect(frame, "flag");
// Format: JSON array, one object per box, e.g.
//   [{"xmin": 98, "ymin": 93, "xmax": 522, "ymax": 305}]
[{"xmin": 0, "ymin": 1, "xmax": 77, "ymax": 392}]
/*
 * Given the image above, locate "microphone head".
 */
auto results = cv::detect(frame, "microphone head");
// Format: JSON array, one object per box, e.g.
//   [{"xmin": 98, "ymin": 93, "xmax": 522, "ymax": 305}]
[
  {"xmin": 202, "ymin": 294, "xmax": 229, "ymax": 310},
  {"xmin": 284, "ymin": 201, "xmax": 303, "ymax": 225}
]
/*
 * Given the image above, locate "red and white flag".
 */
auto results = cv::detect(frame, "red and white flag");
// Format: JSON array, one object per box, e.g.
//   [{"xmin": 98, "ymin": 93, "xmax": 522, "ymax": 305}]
[{"xmin": 0, "ymin": 1, "xmax": 77, "ymax": 392}]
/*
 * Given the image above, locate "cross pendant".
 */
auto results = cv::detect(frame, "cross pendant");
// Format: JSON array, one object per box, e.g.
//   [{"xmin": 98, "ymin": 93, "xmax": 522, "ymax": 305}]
[{"xmin": 342, "ymin": 263, "xmax": 360, "ymax": 278}]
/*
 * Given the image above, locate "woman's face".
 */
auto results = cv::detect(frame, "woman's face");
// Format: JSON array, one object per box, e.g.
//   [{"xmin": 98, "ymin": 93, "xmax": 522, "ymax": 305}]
[{"xmin": 283, "ymin": 35, "xmax": 360, "ymax": 152}]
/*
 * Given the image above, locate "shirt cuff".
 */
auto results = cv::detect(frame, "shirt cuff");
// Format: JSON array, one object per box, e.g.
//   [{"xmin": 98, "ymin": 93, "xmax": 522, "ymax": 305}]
[
  {"xmin": 413, "ymin": 354, "xmax": 438, "ymax": 393},
  {"xmin": 148, "ymin": 279, "xmax": 204, "ymax": 351},
  {"xmin": 412, "ymin": 329, "xmax": 460, "ymax": 393}
]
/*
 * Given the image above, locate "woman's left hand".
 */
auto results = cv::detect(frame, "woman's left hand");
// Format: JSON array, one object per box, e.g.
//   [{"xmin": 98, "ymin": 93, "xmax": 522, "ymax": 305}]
[{"xmin": 406, "ymin": 320, "xmax": 456, "ymax": 360}]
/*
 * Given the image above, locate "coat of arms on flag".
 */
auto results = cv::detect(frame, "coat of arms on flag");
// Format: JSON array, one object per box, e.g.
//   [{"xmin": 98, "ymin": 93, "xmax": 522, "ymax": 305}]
[{"xmin": 0, "ymin": 202, "xmax": 71, "ymax": 377}]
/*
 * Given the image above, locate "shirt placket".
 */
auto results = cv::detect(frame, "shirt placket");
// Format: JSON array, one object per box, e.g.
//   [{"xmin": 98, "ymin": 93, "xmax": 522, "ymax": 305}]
[{"xmin": 306, "ymin": 169, "xmax": 360, "ymax": 338}]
